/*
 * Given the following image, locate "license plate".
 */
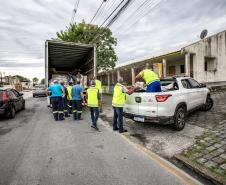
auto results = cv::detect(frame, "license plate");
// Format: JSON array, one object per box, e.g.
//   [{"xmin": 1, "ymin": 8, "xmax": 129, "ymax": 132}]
[{"xmin": 133, "ymin": 117, "xmax": 144, "ymax": 122}]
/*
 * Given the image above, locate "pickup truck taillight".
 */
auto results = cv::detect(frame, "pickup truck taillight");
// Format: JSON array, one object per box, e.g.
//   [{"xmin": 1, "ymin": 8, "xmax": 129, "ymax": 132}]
[
  {"xmin": 2, "ymin": 91, "xmax": 10, "ymax": 104},
  {"xmin": 155, "ymin": 94, "xmax": 172, "ymax": 102}
]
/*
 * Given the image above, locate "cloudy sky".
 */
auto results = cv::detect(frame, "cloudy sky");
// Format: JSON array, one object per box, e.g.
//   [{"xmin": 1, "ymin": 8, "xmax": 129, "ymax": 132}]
[{"xmin": 0, "ymin": 0, "xmax": 226, "ymax": 80}]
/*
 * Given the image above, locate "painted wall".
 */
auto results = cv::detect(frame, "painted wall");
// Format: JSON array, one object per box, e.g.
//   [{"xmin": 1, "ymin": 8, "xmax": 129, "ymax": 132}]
[
  {"xmin": 166, "ymin": 60, "xmax": 185, "ymax": 77},
  {"xmin": 185, "ymin": 31, "xmax": 226, "ymax": 83}
]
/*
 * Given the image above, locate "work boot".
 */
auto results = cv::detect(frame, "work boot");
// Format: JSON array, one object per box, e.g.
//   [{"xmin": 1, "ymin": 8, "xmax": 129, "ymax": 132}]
[
  {"xmin": 65, "ymin": 111, "xmax": 70, "ymax": 117},
  {"xmin": 73, "ymin": 113, "xmax": 77, "ymax": 120},
  {"xmin": 59, "ymin": 113, "xmax": 64, "ymax": 121},
  {"xmin": 53, "ymin": 113, "xmax": 58, "ymax": 121},
  {"xmin": 77, "ymin": 113, "xmax": 82, "ymax": 120},
  {"xmin": 119, "ymin": 129, "xmax": 128, "ymax": 133}
]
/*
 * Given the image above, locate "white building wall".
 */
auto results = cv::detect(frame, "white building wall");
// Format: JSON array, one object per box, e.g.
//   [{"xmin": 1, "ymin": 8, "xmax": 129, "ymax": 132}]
[{"xmin": 185, "ymin": 31, "xmax": 226, "ymax": 83}]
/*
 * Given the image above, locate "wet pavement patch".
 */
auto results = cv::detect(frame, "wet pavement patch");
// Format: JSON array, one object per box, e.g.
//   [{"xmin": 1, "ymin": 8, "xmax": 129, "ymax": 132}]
[
  {"xmin": 130, "ymin": 133, "xmax": 148, "ymax": 146},
  {"xmin": 0, "ymin": 128, "xmax": 13, "ymax": 135}
]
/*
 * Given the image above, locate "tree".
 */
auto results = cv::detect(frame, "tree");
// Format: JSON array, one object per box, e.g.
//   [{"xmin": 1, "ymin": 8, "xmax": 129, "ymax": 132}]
[
  {"xmin": 32, "ymin": 77, "xmax": 39, "ymax": 84},
  {"xmin": 56, "ymin": 21, "xmax": 117, "ymax": 71},
  {"xmin": 41, "ymin": 78, "xmax": 45, "ymax": 84},
  {"xmin": 15, "ymin": 75, "xmax": 30, "ymax": 82}
]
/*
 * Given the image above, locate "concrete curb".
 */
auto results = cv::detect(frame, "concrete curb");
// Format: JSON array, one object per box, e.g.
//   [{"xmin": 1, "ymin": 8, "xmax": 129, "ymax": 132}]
[{"xmin": 175, "ymin": 154, "xmax": 226, "ymax": 185}]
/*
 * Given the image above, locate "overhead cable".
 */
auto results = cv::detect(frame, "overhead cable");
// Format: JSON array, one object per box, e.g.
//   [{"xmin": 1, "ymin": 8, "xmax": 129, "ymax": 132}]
[
  {"xmin": 106, "ymin": 0, "xmax": 132, "ymax": 27},
  {"xmin": 99, "ymin": 0, "xmax": 126, "ymax": 27},
  {"xmin": 70, "ymin": 0, "xmax": 80, "ymax": 24},
  {"xmin": 90, "ymin": 0, "xmax": 107, "ymax": 24}
]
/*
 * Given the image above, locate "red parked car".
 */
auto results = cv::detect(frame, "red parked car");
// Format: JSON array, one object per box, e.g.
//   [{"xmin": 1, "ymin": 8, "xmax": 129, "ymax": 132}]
[{"xmin": 0, "ymin": 88, "xmax": 25, "ymax": 118}]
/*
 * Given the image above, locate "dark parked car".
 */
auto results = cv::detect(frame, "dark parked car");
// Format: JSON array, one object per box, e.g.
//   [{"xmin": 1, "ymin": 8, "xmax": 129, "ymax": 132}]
[{"xmin": 0, "ymin": 88, "xmax": 25, "ymax": 118}]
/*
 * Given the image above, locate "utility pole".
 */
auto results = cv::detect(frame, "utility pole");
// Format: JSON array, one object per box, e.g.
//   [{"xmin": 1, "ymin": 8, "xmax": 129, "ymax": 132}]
[{"xmin": 0, "ymin": 72, "xmax": 2, "ymax": 85}]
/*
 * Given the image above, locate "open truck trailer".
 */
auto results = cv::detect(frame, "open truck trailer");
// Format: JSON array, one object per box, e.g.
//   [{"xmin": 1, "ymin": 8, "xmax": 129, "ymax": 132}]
[{"xmin": 45, "ymin": 40, "xmax": 97, "ymax": 87}]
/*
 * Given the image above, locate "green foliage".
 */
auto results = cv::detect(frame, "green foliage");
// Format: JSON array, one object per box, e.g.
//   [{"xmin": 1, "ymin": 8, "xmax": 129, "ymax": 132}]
[
  {"xmin": 41, "ymin": 78, "xmax": 45, "ymax": 84},
  {"xmin": 32, "ymin": 77, "xmax": 39, "ymax": 84},
  {"xmin": 15, "ymin": 75, "xmax": 30, "ymax": 82},
  {"xmin": 56, "ymin": 21, "xmax": 117, "ymax": 71}
]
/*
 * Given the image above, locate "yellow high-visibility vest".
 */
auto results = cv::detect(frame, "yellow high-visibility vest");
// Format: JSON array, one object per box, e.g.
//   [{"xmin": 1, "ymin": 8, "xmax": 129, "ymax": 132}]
[
  {"xmin": 67, "ymin": 86, "xmax": 73, "ymax": 100},
  {"xmin": 87, "ymin": 87, "xmax": 99, "ymax": 107},
  {"xmin": 140, "ymin": 69, "xmax": 159, "ymax": 85},
  {"xmin": 95, "ymin": 79, "xmax": 102, "ymax": 94},
  {"xmin": 112, "ymin": 83, "xmax": 126, "ymax": 108}
]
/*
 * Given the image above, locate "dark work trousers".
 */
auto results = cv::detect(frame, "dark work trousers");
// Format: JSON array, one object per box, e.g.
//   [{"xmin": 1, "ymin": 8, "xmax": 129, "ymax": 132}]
[
  {"xmin": 113, "ymin": 107, "xmax": 124, "ymax": 131},
  {"xmin": 62, "ymin": 97, "xmax": 69, "ymax": 117},
  {"xmin": 51, "ymin": 97, "xmax": 64, "ymax": 121},
  {"xmin": 67, "ymin": 100, "xmax": 72, "ymax": 114},
  {"xmin": 72, "ymin": 100, "xmax": 83, "ymax": 120},
  {"xmin": 90, "ymin": 107, "xmax": 99, "ymax": 127}
]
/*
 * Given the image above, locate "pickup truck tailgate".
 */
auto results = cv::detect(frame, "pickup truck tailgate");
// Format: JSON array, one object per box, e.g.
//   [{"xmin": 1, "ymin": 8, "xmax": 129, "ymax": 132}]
[
  {"xmin": 138, "ymin": 93, "xmax": 158, "ymax": 117},
  {"xmin": 124, "ymin": 92, "xmax": 139, "ymax": 115},
  {"xmin": 124, "ymin": 92, "xmax": 158, "ymax": 117}
]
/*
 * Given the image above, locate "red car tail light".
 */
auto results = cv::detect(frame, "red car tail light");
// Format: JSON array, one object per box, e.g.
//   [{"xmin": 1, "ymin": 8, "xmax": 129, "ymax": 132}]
[
  {"xmin": 155, "ymin": 94, "xmax": 172, "ymax": 102},
  {"xmin": 2, "ymin": 91, "xmax": 10, "ymax": 104}
]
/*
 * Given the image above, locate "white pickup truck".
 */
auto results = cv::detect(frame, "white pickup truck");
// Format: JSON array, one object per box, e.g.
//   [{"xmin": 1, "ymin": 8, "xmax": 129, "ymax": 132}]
[{"xmin": 124, "ymin": 77, "xmax": 213, "ymax": 131}]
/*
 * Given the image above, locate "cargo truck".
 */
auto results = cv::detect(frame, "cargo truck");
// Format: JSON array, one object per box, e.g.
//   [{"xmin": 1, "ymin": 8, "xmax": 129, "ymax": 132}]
[
  {"xmin": 45, "ymin": 40, "xmax": 97, "ymax": 105},
  {"xmin": 45, "ymin": 40, "xmax": 97, "ymax": 86}
]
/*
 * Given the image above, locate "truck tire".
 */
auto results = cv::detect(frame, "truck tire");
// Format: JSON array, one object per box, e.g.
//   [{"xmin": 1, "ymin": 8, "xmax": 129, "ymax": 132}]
[
  {"xmin": 8, "ymin": 106, "xmax": 16, "ymax": 119},
  {"xmin": 202, "ymin": 96, "xmax": 213, "ymax": 111},
  {"xmin": 173, "ymin": 106, "xmax": 186, "ymax": 131},
  {"xmin": 21, "ymin": 102, "xmax": 25, "ymax": 110}
]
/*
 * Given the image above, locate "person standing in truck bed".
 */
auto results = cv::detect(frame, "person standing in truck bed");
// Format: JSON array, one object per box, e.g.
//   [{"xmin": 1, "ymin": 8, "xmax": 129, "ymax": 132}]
[{"xmin": 135, "ymin": 63, "xmax": 161, "ymax": 92}]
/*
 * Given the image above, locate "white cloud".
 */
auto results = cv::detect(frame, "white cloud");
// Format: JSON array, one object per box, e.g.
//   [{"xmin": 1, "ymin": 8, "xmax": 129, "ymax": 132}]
[{"xmin": 0, "ymin": 0, "xmax": 226, "ymax": 79}]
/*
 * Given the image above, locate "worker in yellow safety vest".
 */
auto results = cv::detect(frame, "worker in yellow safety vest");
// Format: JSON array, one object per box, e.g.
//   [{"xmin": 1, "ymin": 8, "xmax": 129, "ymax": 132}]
[
  {"xmin": 66, "ymin": 82, "xmax": 73, "ymax": 114},
  {"xmin": 135, "ymin": 63, "xmax": 161, "ymax": 92},
  {"xmin": 93, "ymin": 76, "xmax": 103, "ymax": 112},
  {"xmin": 112, "ymin": 77, "xmax": 135, "ymax": 133},
  {"xmin": 87, "ymin": 80, "xmax": 100, "ymax": 130}
]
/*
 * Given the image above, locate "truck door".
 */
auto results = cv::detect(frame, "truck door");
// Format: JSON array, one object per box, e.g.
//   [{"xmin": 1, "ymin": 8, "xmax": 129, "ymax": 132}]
[
  {"xmin": 187, "ymin": 78, "xmax": 207, "ymax": 105},
  {"xmin": 181, "ymin": 79, "xmax": 199, "ymax": 110}
]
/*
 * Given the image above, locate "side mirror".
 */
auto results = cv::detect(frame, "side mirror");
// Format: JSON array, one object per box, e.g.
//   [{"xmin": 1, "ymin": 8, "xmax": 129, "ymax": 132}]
[
  {"xmin": 19, "ymin": 92, "xmax": 24, "ymax": 96},
  {"xmin": 200, "ymin": 83, "xmax": 206, "ymax": 88}
]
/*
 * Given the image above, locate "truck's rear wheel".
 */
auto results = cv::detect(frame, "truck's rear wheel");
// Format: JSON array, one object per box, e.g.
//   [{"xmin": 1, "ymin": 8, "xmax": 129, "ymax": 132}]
[{"xmin": 173, "ymin": 106, "xmax": 186, "ymax": 131}]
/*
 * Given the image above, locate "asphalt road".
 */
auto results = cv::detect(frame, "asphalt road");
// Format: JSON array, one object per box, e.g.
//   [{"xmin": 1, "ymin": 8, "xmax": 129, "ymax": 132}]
[{"xmin": 0, "ymin": 98, "xmax": 199, "ymax": 185}]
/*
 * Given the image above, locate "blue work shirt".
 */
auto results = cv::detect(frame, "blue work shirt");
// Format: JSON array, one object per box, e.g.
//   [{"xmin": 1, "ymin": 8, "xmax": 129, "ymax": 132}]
[
  {"xmin": 48, "ymin": 84, "xmax": 63, "ymax": 97},
  {"xmin": 72, "ymin": 84, "xmax": 83, "ymax": 100}
]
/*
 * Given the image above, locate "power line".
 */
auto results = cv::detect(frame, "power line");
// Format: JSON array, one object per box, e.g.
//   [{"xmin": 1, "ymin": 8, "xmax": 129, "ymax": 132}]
[
  {"xmin": 99, "ymin": 0, "xmax": 126, "ymax": 27},
  {"xmin": 94, "ymin": 0, "xmax": 118, "ymax": 25},
  {"xmin": 105, "ymin": 0, "xmax": 133, "ymax": 27},
  {"xmin": 113, "ymin": 0, "xmax": 162, "ymax": 34},
  {"xmin": 89, "ymin": 0, "xmax": 107, "ymax": 24},
  {"xmin": 112, "ymin": 0, "xmax": 150, "ymax": 29},
  {"xmin": 124, "ymin": 0, "xmax": 162, "ymax": 31},
  {"xmin": 70, "ymin": 0, "xmax": 80, "ymax": 24}
]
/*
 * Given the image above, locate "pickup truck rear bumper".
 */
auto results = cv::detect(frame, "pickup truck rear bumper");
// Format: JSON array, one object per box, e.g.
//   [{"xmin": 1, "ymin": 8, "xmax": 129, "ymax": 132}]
[{"xmin": 123, "ymin": 112, "xmax": 174, "ymax": 125}]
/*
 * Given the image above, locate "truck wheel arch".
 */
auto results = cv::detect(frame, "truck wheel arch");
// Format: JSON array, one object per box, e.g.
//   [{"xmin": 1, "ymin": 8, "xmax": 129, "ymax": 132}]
[{"xmin": 174, "ymin": 102, "xmax": 187, "ymax": 115}]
